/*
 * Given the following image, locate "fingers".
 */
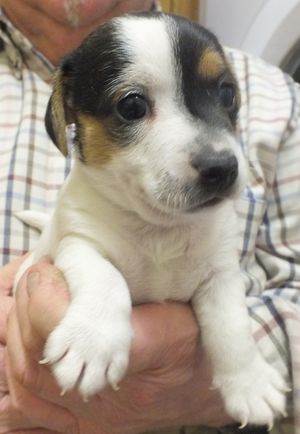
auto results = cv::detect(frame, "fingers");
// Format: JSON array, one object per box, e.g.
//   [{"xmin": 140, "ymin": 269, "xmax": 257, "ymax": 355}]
[
  {"xmin": 7, "ymin": 304, "xmax": 68, "ymax": 402},
  {"xmin": 0, "ymin": 253, "xmax": 30, "ymax": 296},
  {"xmin": 6, "ymin": 374, "xmax": 78, "ymax": 433},
  {"xmin": 0, "ymin": 391, "xmax": 37, "ymax": 432},
  {"xmin": 7, "ymin": 306, "xmax": 48, "ymax": 398},
  {"xmin": 15, "ymin": 261, "xmax": 69, "ymax": 356},
  {"xmin": 0, "ymin": 297, "xmax": 14, "ymax": 344},
  {"xmin": 27, "ymin": 265, "xmax": 69, "ymax": 340},
  {"xmin": 8, "ymin": 261, "xmax": 82, "ymax": 407},
  {"xmin": 0, "ymin": 393, "xmax": 77, "ymax": 434},
  {"xmin": 8, "ymin": 261, "xmax": 70, "ymax": 397},
  {"xmin": 0, "ymin": 345, "xmax": 8, "ymax": 395},
  {"xmin": 5, "ymin": 308, "xmax": 78, "ymax": 434}
]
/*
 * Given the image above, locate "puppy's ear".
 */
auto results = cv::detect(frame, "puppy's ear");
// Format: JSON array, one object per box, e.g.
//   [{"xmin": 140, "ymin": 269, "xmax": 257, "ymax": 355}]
[
  {"xmin": 45, "ymin": 70, "xmax": 70, "ymax": 157},
  {"xmin": 45, "ymin": 95, "xmax": 56, "ymax": 146}
]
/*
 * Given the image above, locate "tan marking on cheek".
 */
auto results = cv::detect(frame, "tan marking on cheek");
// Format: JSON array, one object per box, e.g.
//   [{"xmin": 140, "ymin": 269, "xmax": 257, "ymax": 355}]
[
  {"xmin": 198, "ymin": 49, "xmax": 225, "ymax": 80},
  {"xmin": 78, "ymin": 114, "xmax": 121, "ymax": 166}
]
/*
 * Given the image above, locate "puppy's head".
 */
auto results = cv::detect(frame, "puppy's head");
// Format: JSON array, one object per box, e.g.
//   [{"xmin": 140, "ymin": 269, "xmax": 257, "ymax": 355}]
[{"xmin": 46, "ymin": 12, "xmax": 247, "ymax": 219}]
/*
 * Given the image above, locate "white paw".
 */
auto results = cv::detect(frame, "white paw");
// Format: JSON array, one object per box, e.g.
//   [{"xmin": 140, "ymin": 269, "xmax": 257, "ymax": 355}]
[
  {"xmin": 42, "ymin": 309, "xmax": 133, "ymax": 398},
  {"xmin": 215, "ymin": 356, "xmax": 289, "ymax": 428}
]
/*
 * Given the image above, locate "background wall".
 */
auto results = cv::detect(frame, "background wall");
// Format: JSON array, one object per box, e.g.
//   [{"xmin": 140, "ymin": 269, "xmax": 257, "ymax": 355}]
[
  {"xmin": 160, "ymin": 0, "xmax": 199, "ymax": 20},
  {"xmin": 199, "ymin": 0, "xmax": 300, "ymax": 82}
]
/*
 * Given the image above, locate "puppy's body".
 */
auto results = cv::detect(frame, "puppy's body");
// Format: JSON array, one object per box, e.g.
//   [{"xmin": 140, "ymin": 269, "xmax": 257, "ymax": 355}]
[
  {"xmin": 16, "ymin": 12, "xmax": 287, "ymax": 427},
  {"xmin": 37, "ymin": 160, "xmax": 237, "ymax": 304}
]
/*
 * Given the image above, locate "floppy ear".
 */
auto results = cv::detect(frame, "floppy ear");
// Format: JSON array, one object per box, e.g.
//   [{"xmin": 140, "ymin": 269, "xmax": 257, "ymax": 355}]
[{"xmin": 45, "ymin": 70, "xmax": 69, "ymax": 157}]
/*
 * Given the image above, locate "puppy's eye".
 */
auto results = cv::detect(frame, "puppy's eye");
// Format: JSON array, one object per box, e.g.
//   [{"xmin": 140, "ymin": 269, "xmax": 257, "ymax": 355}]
[
  {"xmin": 218, "ymin": 83, "xmax": 235, "ymax": 110},
  {"xmin": 117, "ymin": 93, "xmax": 148, "ymax": 121}
]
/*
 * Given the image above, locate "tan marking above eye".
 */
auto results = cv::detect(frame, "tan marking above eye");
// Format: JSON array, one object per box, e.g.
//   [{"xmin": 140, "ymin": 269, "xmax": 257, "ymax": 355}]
[{"xmin": 198, "ymin": 49, "xmax": 225, "ymax": 80}]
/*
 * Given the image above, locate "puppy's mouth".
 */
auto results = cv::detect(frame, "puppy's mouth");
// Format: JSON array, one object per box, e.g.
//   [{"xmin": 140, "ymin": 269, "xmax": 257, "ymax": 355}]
[
  {"xmin": 135, "ymin": 187, "xmax": 230, "ymax": 218},
  {"xmin": 145, "ymin": 163, "xmax": 241, "ymax": 214},
  {"xmin": 183, "ymin": 196, "xmax": 224, "ymax": 212},
  {"xmin": 128, "ymin": 171, "xmax": 240, "ymax": 221},
  {"xmin": 148, "ymin": 177, "xmax": 237, "ymax": 215}
]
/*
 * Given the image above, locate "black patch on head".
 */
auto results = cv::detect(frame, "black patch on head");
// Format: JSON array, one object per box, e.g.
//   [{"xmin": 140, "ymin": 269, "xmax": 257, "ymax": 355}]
[
  {"xmin": 56, "ymin": 19, "xmax": 139, "ymax": 154},
  {"xmin": 60, "ymin": 21, "xmax": 130, "ymax": 117},
  {"xmin": 168, "ymin": 15, "xmax": 240, "ymax": 129}
]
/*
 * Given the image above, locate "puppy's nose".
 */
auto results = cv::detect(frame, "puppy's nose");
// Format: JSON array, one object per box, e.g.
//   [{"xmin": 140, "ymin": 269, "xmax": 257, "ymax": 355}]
[{"xmin": 191, "ymin": 153, "xmax": 238, "ymax": 191}]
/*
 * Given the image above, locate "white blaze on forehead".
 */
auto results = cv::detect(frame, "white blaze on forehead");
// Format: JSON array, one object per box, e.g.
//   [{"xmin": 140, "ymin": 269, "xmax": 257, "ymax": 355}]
[
  {"xmin": 116, "ymin": 15, "xmax": 201, "ymax": 183},
  {"xmin": 118, "ymin": 16, "xmax": 177, "ymax": 93}
]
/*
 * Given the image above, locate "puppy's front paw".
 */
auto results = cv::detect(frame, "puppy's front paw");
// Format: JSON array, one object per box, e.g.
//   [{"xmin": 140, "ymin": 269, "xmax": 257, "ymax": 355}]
[
  {"xmin": 42, "ymin": 309, "xmax": 133, "ymax": 399},
  {"xmin": 215, "ymin": 356, "xmax": 289, "ymax": 428}
]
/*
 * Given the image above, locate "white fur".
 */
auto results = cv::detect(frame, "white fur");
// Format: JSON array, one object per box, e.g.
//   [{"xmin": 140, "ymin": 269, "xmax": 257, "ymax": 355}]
[
  {"xmin": 15, "ymin": 16, "xmax": 287, "ymax": 427},
  {"xmin": 15, "ymin": 210, "xmax": 51, "ymax": 231}
]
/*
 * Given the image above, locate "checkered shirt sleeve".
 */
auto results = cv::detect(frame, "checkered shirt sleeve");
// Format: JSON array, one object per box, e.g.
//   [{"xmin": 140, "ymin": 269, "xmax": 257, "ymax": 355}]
[{"xmin": 228, "ymin": 48, "xmax": 300, "ymax": 434}]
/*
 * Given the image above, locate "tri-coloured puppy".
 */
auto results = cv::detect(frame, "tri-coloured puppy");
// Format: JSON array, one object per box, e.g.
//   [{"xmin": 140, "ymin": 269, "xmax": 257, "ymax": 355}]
[{"xmin": 16, "ymin": 12, "xmax": 288, "ymax": 428}]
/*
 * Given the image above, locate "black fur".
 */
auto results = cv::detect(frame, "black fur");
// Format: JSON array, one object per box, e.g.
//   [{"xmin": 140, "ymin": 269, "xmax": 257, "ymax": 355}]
[
  {"xmin": 169, "ymin": 14, "xmax": 239, "ymax": 129},
  {"xmin": 45, "ymin": 98, "xmax": 56, "ymax": 145}
]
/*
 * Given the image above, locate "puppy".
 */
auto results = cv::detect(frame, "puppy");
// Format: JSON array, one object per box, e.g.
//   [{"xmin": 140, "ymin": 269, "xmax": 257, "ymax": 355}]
[{"xmin": 16, "ymin": 12, "xmax": 288, "ymax": 428}]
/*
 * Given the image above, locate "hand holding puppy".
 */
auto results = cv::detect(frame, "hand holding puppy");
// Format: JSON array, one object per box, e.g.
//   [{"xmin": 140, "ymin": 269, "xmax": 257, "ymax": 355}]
[
  {"xmin": 0, "ymin": 256, "xmax": 73, "ymax": 434},
  {"xmin": 1, "ymin": 259, "xmax": 83, "ymax": 434},
  {"xmin": 6, "ymin": 259, "xmax": 232, "ymax": 434}
]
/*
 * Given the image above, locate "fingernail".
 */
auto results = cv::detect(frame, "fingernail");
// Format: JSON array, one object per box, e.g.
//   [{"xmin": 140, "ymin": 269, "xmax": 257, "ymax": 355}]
[{"xmin": 27, "ymin": 271, "xmax": 40, "ymax": 294}]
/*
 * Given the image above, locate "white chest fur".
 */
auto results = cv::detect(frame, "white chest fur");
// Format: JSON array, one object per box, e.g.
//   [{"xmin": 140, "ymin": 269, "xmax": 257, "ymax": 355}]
[
  {"xmin": 108, "ymin": 224, "xmax": 215, "ymax": 304},
  {"xmin": 53, "ymin": 207, "xmax": 219, "ymax": 305},
  {"xmin": 46, "ymin": 166, "xmax": 229, "ymax": 305}
]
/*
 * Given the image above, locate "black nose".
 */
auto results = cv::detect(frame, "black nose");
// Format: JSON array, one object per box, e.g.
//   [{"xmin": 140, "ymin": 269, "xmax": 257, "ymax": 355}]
[{"xmin": 191, "ymin": 152, "xmax": 238, "ymax": 192}]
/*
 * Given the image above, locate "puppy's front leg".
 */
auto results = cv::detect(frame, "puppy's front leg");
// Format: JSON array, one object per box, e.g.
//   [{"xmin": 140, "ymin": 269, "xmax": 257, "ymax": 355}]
[
  {"xmin": 43, "ymin": 237, "xmax": 133, "ymax": 399},
  {"xmin": 192, "ymin": 267, "xmax": 288, "ymax": 427}
]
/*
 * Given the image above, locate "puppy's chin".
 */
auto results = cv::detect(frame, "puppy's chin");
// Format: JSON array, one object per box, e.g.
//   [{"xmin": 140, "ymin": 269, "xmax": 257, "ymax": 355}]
[
  {"xmin": 127, "ymin": 187, "xmax": 231, "ymax": 226},
  {"xmin": 127, "ymin": 192, "xmax": 183, "ymax": 226}
]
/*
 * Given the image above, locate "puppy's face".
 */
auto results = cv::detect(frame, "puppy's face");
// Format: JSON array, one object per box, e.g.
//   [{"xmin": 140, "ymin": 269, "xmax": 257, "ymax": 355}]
[{"xmin": 46, "ymin": 13, "xmax": 247, "ymax": 218}]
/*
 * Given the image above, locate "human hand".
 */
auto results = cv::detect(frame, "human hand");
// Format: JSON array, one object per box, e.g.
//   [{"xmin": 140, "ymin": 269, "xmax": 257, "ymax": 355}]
[
  {"xmin": 2, "ymin": 0, "xmax": 155, "ymax": 64},
  {"xmin": 0, "ymin": 260, "xmax": 15, "ymax": 432},
  {"xmin": 0, "ymin": 255, "xmax": 66, "ymax": 433},
  {"xmin": 0, "ymin": 256, "xmax": 77, "ymax": 433},
  {"xmin": 6, "ymin": 259, "xmax": 232, "ymax": 434}
]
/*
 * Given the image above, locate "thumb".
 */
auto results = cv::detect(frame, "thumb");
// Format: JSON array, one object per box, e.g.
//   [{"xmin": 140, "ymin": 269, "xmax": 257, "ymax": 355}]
[
  {"xmin": 0, "ymin": 253, "xmax": 30, "ymax": 296},
  {"xmin": 26, "ymin": 263, "xmax": 70, "ymax": 340},
  {"xmin": 0, "ymin": 296, "xmax": 14, "ymax": 344}
]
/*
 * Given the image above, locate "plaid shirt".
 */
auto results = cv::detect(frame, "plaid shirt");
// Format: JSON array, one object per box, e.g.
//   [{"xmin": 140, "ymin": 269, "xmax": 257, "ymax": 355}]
[{"xmin": 0, "ymin": 9, "xmax": 300, "ymax": 434}]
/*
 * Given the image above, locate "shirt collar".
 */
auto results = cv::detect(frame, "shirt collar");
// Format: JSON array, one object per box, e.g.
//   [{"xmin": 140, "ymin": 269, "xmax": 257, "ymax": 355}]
[
  {"xmin": 0, "ymin": 2, "xmax": 160, "ymax": 84},
  {"xmin": 0, "ymin": 8, "xmax": 54, "ymax": 83}
]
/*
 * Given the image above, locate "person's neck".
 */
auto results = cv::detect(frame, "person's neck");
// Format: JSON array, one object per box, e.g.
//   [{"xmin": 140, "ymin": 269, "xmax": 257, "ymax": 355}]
[
  {"xmin": 2, "ymin": 2, "xmax": 99, "ymax": 65},
  {"xmin": 1, "ymin": 1, "xmax": 155, "ymax": 65}
]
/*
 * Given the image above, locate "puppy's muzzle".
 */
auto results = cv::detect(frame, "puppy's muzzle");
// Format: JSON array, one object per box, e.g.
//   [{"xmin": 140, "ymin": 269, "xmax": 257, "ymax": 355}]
[{"xmin": 191, "ymin": 151, "xmax": 238, "ymax": 197}]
